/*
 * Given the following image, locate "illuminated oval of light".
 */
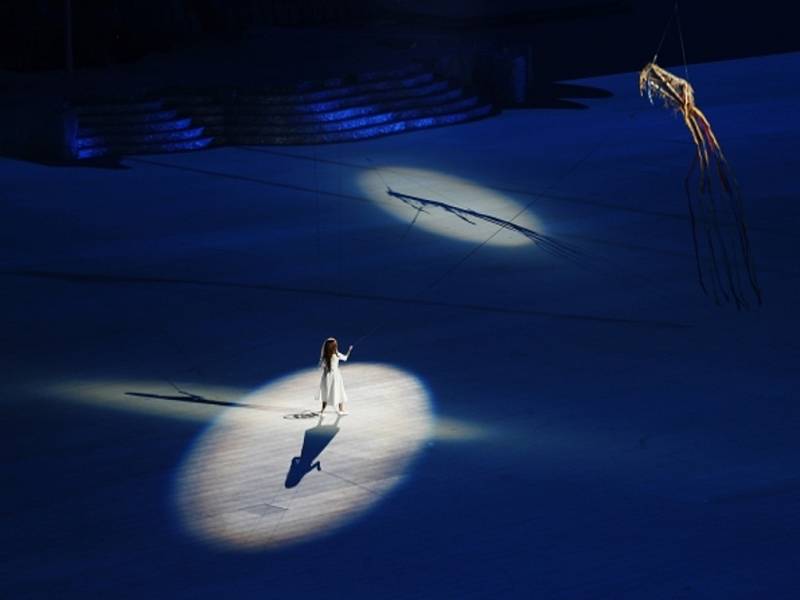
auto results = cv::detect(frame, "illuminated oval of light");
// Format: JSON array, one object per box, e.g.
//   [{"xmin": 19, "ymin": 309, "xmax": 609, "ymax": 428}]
[
  {"xmin": 357, "ymin": 166, "xmax": 543, "ymax": 247},
  {"xmin": 174, "ymin": 363, "xmax": 432, "ymax": 551}
]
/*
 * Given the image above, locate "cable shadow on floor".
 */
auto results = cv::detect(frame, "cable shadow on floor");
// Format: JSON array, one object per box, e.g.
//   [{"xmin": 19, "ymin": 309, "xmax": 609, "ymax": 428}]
[{"xmin": 124, "ymin": 390, "xmax": 279, "ymax": 412}]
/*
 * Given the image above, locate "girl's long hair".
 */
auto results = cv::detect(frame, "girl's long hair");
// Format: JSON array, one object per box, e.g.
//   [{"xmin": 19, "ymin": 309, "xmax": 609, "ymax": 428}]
[{"xmin": 320, "ymin": 338, "xmax": 337, "ymax": 373}]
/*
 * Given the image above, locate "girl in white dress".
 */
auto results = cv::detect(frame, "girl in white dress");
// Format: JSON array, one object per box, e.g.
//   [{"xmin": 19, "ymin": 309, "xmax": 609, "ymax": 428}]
[{"xmin": 317, "ymin": 337, "xmax": 353, "ymax": 415}]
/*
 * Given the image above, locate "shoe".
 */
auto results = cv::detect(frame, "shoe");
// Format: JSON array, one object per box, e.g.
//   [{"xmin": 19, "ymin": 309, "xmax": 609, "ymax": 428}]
[{"xmin": 338, "ymin": 411, "xmax": 349, "ymax": 416}]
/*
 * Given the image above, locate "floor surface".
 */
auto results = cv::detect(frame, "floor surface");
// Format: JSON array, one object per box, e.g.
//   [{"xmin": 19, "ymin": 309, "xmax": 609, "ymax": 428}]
[{"xmin": 2, "ymin": 52, "xmax": 799, "ymax": 599}]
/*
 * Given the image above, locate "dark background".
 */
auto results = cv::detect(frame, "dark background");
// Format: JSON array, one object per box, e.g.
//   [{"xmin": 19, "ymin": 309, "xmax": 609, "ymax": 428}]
[{"xmin": 1, "ymin": 1, "xmax": 796, "ymax": 79}]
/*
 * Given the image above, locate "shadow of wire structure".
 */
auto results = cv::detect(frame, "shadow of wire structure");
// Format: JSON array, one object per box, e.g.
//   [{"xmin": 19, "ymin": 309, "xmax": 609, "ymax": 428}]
[
  {"xmin": 285, "ymin": 415, "xmax": 342, "ymax": 488},
  {"xmin": 123, "ymin": 389, "xmax": 329, "ymax": 422},
  {"xmin": 386, "ymin": 187, "xmax": 587, "ymax": 265},
  {"xmin": 124, "ymin": 390, "xmax": 278, "ymax": 412}
]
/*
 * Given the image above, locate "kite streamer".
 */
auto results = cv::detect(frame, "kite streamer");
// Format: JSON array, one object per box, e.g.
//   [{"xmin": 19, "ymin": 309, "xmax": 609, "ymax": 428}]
[{"xmin": 639, "ymin": 60, "xmax": 762, "ymax": 309}]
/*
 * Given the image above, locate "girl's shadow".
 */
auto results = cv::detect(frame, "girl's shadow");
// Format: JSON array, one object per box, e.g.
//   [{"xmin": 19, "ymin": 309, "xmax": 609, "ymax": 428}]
[{"xmin": 284, "ymin": 414, "xmax": 342, "ymax": 488}]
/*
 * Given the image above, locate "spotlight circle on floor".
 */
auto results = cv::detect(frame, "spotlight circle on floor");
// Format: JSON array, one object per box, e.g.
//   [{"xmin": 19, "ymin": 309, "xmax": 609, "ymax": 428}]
[
  {"xmin": 358, "ymin": 166, "xmax": 543, "ymax": 247},
  {"xmin": 174, "ymin": 363, "xmax": 432, "ymax": 551}
]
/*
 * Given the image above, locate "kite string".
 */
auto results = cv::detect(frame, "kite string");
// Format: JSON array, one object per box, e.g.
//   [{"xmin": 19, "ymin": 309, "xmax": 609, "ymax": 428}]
[
  {"xmin": 652, "ymin": 1, "xmax": 678, "ymax": 61},
  {"xmin": 652, "ymin": 1, "xmax": 689, "ymax": 79},
  {"xmin": 674, "ymin": 1, "xmax": 690, "ymax": 79}
]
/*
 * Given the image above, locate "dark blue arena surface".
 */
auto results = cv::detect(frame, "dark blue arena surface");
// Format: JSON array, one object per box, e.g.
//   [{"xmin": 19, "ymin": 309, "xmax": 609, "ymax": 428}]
[{"xmin": 2, "ymin": 8, "xmax": 800, "ymax": 598}]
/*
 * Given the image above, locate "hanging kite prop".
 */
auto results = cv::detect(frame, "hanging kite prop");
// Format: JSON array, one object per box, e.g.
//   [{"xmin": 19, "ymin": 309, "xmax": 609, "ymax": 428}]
[{"xmin": 639, "ymin": 4, "xmax": 762, "ymax": 309}]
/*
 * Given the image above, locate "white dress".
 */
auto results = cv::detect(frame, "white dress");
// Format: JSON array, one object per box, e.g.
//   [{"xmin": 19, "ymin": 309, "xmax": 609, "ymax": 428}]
[{"xmin": 317, "ymin": 351, "xmax": 349, "ymax": 407}]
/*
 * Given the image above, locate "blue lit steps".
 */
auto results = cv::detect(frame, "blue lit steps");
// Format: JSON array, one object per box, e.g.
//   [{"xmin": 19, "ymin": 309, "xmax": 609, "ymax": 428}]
[
  {"xmin": 227, "ymin": 97, "xmax": 483, "ymax": 136},
  {"xmin": 163, "ymin": 78, "xmax": 453, "ymax": 120},
  {"xmin": 235, "ymin": 80, "xmax": 452, "ymax": 114},
  {"xmin": 248, "ymin": 63, "xmax": 426, "ymax": 95},
  {"xmin": 237, "ymin": 72, "xmax": 436, "ymax": 105},
  {"xmin": 79, "ymin": 117, "xmax": 195, "ymax": 137},
  {"xmin": 77, "ymin": 126, "xmax": 207, "ymax": 150},
  {"xmin": 166, "ymin": 64, "xmax": 493, "ymax": 146},
  {"xmin": 71, "ymin": 63, "xmax": 495, "ymax": 157},
  {"xmin": 228, "ymin": 103, "xmax": 493, "ymax": 145},
  {"xmin": 158, "ymin": 64, "xmax": 430, "ymax": 110},
  {"xmin": 77, "ymin": 137, "xmax": 213, "ymax": 160},
  {"xmin": 74, "ymin": 98, "xmax": 212, "ymax": 160},
  {"xmin": 225, "ymin": 89, "xmax": 467, "ymax": 125}
]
